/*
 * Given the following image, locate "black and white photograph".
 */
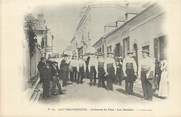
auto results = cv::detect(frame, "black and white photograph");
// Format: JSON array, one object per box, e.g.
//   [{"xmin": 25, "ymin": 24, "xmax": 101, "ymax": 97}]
[
  {"xmin": 1, "ymin": 0, "xmax": 181, "ymax": 117},
  {"xmin": 24, "ymin": 1, "xmax": 168, "ymax": 104}
]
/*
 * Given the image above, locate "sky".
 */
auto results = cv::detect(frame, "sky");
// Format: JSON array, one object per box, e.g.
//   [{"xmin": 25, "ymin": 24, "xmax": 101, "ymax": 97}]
[
  {"xmin": 32, "ymin": 2, "xmax": 148, "ymax": 54},
  {"xmin": 33, "ymin": 4, "xmax": 84, "ymax": 53}
]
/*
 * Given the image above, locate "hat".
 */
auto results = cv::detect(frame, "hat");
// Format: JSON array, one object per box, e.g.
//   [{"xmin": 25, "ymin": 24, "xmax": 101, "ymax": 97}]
[
  {"xmin": 41, "ymin": 57, "xmax": 46, "ymax": 60},
  {"xmin": 107, "ymin": 52, "xmax": 114, "ymax": 55},
  {"xmin": 84, "ymin": 53, "xmax": 96, "ymax": 56},
  {"xmin": 142, "ymin": 50, "xmax": 149, "ymax": 54},
  {"xmin": 46, "ymin": 60, "xmax": 52, "ymax": 64},
  {"xmin": 127, "ymin": 50, "xmax": 134, "ymax": 54},
  {"xmin": 97, "ymin": 53, "xmax": 104, "ymax": 56},
  {"xmin": 72, "ymin": 55, "xmax": 77, "ymax": 58},
  {"xmin": 118, "ymin": 56, "xmax": 123, "ymax": 59},
  {"xmin": 52, "ymin": 61, "xmax": 58, "ymax": 64},
  {"xmin": 62, "ymin": 54, "xmax": 68, "ymax": 57},
  {"xmin": 79, "ymin": 55, "xmax": 83, "ymax": 57}
]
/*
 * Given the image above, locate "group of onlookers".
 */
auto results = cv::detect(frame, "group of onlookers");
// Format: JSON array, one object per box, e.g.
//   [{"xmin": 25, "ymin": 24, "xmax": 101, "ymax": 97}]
[
  {"xmin": 37, "ymin": 57, "xmax": 63, "ymax": 98},
  {"xmin": 37, "ymin": 49, "xmax": 168, "ymax": 101}
]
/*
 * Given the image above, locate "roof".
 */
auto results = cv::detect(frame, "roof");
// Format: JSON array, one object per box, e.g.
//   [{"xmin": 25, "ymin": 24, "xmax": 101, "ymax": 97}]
[
  {"xmin": 92, "ymin": 37, "xmax": 104, "ymax": 47},
  {"xmin": 102, "ymin": 3, "xmax": 164, "ymax": 39}
]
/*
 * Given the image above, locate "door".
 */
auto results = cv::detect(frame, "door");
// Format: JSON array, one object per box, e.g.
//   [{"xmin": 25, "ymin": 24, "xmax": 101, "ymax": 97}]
[
  {"xmin": 123, "ymin": 37, "xmax": 129, "ymax": 58},
  {"xmin": 115, "ymin": 43, "xmax": 121, "ymax": 57},
  {"xmin": 159, "ymin": 36, "xmax": 167, "ymax": 60}
]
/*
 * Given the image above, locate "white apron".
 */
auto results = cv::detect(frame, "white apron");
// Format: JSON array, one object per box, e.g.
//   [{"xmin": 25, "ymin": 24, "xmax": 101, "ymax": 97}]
[{"xmin": 158, "ymin": 69, "xmax": 169, "ymax": 97}]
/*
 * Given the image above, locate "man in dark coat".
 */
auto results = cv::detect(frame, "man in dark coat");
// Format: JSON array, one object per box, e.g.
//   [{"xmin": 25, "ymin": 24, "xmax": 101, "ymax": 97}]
[
  {"xmin": 41, "ymin": 62, "xmax": 52, "ymax": 98},
  {"xmin": 97, "ymin": 53, "xmax": 106, "ymax": 88},
  {"xmin": 116, "ymin": 57, "xmax": 124, "ymax": 86},
  {"xmin": 60, "ymin": 54, "xmax": 69, "ymax": 87},
  {"xmin": 155, "ymin": 59, "xmax": 161, "ymax": 91},
  {"xmin": 51, "ymin": 61, "xmax": 63, "ymax": 95},
  {"xmin": 37, "ymin": 57, "xmax": 46, "ymax": 83}
]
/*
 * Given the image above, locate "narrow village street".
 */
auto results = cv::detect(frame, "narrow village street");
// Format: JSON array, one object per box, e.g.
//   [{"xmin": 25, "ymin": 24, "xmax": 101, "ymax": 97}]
[
  {"xmin": 2, "ymin": 0, "xmax": 181, "ymax": 117},
  {"xmin": 24, "ymin": 2, "xmax": 168, "ymax": 105},
  {"xmin": 38, "ymin": 79, "xmax": 161, "ymax": 104}
]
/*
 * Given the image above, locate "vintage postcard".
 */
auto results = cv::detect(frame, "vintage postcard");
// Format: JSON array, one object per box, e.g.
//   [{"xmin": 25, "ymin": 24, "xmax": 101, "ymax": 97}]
[{"xmin": 1, "ymin": 0, "xmax": 181, "ymax": 116}]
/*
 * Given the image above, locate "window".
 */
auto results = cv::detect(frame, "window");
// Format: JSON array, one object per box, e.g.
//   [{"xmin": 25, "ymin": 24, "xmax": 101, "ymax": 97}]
[
  {"xmin": 102, "ymin": 45, "xmax": 104, "ymax": 53},
  {"xmin": 142, "ymin": 45, "xmax": 149, "ymax": 51},
  {"xmin": 123, "ymin": 37, "xmax": 129, "ymax": 58},
  {"xmin": 154, "ymin": 35, "xmax": 167, "ymax": 60},
  {"xmin": 97, "ymin": 48, "xmax": 101, "ymax": 53},
  {"xmin": 78, "ymin": 47, "xmax": 83, "ymax": 57},
  {"xmin": 114, "ymin": 43, "xmax": 122, "ymax": 57},
  {"xmin": 107, "ymin": 45, "xmax": 112, "ymax": 53}
]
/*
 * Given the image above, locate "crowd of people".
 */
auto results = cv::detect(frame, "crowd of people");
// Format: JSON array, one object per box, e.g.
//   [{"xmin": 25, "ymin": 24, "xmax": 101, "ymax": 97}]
[{"xmin": 37, "ymin": 50, "xmax": 169, "ymax": 101}]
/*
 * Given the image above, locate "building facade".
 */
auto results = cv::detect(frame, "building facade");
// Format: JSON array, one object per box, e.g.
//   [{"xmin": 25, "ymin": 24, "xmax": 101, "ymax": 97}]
[
  {"xmin": 93, "ymin": 4, "xmax": 166, "ymax": 63},
  {"xmin": 24, "ymin": 13, "xmax": 53, "ymax": 82},
  {"xmin": 71, "ymin": 3, "xmax": 144, "ymax": 57},
  {"xmin": 71, "ymin": 5, "xmax": 91, "ymax": 57}
]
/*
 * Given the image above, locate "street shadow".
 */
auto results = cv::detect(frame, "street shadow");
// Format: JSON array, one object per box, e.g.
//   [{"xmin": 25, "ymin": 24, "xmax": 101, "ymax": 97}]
[
  {"xmin": 132, "ymin": 92, "xmax": 144, "ymax": 98},
  {"xmin": 116, "ymin": 88, "xmax": 143, "ymax": 98},
  {"xmin": 116, "ymin": 88, "xmax": 127, "ymax": 94},
  {"xmin": 153, "ymin": 93, "xmax": 166, "ymax": 99}
]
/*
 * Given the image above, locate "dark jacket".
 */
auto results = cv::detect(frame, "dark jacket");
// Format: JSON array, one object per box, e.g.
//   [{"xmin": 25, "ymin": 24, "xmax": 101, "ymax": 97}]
[
  {"xmin": 41, "ymin": 65, "xmax": 52, "ymax": 81},
  {"xmin": 51, "ymin": 64, "xmax": 59, "ymax": 76},
  {"xmin": 60, "ymin": 59, "xmax": 69, "ymax": 72},
  {"xmin": 37, "ymin": 61, "xmax": 46, "ymax": 74}
]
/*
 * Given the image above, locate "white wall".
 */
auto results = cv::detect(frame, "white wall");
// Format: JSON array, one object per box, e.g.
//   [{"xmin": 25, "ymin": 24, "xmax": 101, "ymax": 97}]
[
  {"xmin": 129, "ymin": 14, "xmax": 165, "ymax": 61},
  {"xmin": 104, "ymin": 7, "xmax": 165, "ymax": 60}
]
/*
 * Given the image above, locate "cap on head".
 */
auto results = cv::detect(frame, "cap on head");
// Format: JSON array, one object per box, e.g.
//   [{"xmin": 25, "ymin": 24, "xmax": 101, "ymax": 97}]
[
  {"xmin": 46, "ymin": 60, "xmax": 52, "ymax": 64},
  {"xmin": 41, "ymin": 57, "xmax": 46, "ymax": 61},
  {"xmin": 118, "ymin": 56, "xmax": 123, "ymax": 59},
  {"xmin": 72, "ymin": 55, "xmax": 78, "ymax": 59},
  {"xmin": 97, "ymin": 52, "xmax": 104, "ymax": 57},
  {"xmin": 79, "ymin": 54, "xmax": 83, "ymax": 57},
  {"xmin": 142, "ymin": 50, "xmax": 149, "ymax": 54},
  {"xmin": 107, "ymin": 52, "xmax": 114, "ymax": 58},
  {"xmin": 107, "ymin": 52, "xmax": 113, "ymax": 55},
  {"xmin": 88, "ymin": 53, "xmax": 96, "ymax": 56},
  {"xmin": 62, "ymin": 54, "xmax": 68, "ymax": 57},
  {"xmin": 52, "ymin": 61, "xmax": 57, "ymax": 64},
  {"xmin": 127, "ymin": 50, "xmax": 134, "ymax": 54}
]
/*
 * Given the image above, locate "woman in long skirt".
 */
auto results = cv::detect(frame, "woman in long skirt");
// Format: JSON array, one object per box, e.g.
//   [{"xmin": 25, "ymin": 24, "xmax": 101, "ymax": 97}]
[{"xmin": 158, "ymin": 59, "xmax": 169, "ymax": 98}]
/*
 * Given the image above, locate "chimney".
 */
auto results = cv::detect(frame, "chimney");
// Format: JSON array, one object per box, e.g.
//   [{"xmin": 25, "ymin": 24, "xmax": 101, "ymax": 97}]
[{"xmin": 125, "ymin": 13, "xmax": 128, "ymax": 21}]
